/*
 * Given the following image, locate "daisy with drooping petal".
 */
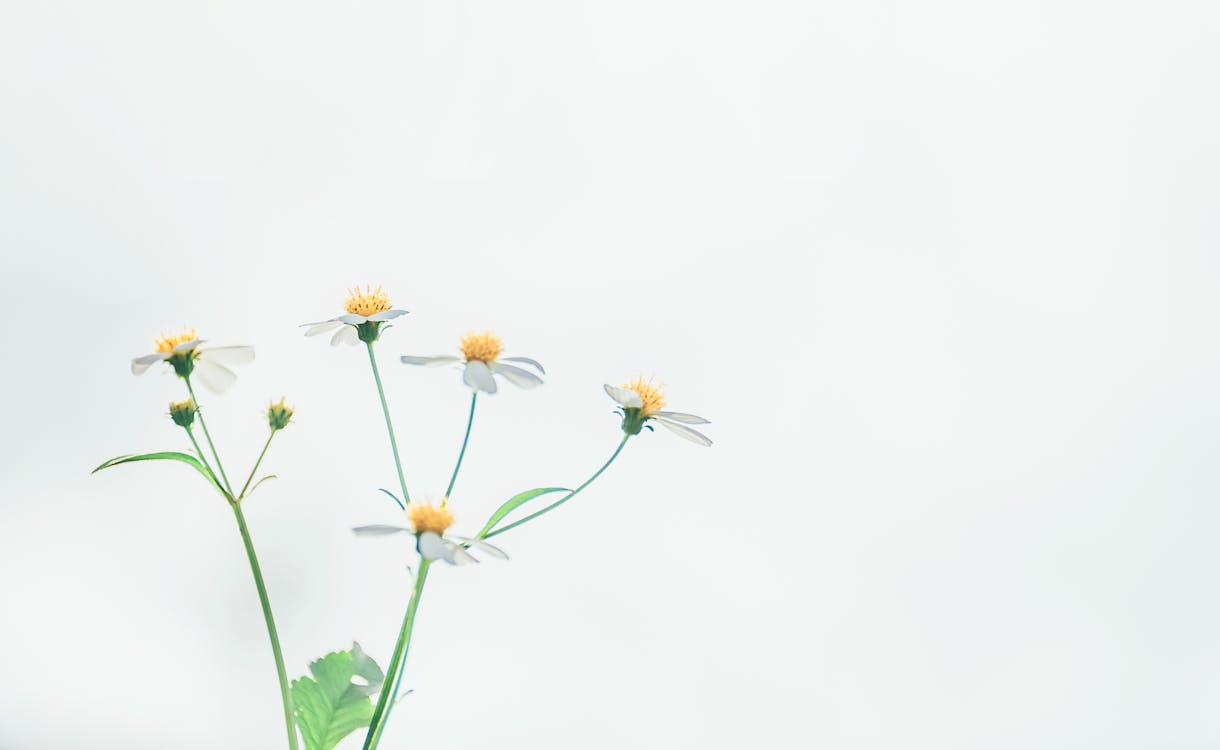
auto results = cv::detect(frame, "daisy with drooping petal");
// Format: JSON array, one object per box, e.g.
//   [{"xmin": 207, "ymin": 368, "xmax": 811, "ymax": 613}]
[
  {"xmin": 130, "ymin": 327, "xmax": 255, "ymax": 394},
  {"xmin": 605, "ymin": 376, "xmax": 712, "ymax": 446},
  {"xmin": 353, "ymin": 500, "xmax": 507, "ymax": 565},
  {"xmin": 400, "ymin": 331, "xmax": 544, "ymax": 394},
  {"xmin": 302, "ymin": 285, "xmax": 408, "ymax": 346}
]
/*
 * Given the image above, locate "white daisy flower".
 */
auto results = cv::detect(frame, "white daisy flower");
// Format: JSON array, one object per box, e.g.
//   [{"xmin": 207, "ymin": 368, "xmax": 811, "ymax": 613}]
[
  {"xmin": 302, "ymin": 285, "xmax": 408, "ymax": 346},
  {"xmin": 353, "ymin": 501, "xmax": 508, "ymax": 565},
  {"xmin": 130, "ymin": 327, "xmax": 255, "ymax": 394},
  {"xmin": 400, "ymin": 330, "xmax": 544, "ymax": 394},
  {"xmin": 605, "ymin": 376, "xmax": 712, "ymax": 446}
]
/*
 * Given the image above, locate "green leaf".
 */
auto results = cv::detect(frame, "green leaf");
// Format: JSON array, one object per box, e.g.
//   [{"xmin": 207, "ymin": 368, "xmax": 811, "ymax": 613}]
[
  {"xmin": 477, "ymin": 487, "xmax": 571, "ymax": 537},
  {"xmin": 245, "ymin": 474, "xmax": 277, "ymax": 498},
  {"xmin": 92, "ymin": 451, "xmax": 225, "ymax": 495},
  {"xmin": 292, "ymin": 643, "xmax": 385, "ymax": 750}
]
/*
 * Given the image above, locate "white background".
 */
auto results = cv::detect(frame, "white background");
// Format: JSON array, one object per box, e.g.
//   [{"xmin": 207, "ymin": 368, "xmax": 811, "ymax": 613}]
[{"xmin": 3, "ymin": 1, "xmax": 1220, "ymax": 748}]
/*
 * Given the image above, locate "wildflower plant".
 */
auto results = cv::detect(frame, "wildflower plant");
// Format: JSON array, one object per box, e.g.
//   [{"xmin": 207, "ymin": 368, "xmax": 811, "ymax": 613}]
[{"xmin": 94, "ymin": 284, "xmax": 711, "ymax": 749}]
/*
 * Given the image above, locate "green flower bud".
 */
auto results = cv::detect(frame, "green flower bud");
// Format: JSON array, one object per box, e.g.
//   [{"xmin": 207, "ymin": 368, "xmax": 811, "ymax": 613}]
[
  {"xmin": 267, "ymin": 397, "xmax": 294, "ymax": 431},
  {"xmin": 169, "ymin": 398, "xmax": 198, "ymax": 428}
]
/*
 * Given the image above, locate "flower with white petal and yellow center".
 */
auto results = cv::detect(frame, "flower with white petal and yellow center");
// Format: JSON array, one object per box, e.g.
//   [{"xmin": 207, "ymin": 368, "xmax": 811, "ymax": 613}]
[
  {"xmin": 605, "ymin": 376, "xmax": 712, "ymax": 446},
  {"xmin": 302, "ymin": 285, "xmax": 409, "ymax": 346},
  {"xmin": 352, "ymin": 499, "xmax": 508, "ymax": 566},
  {"xmin": 130, "ymin": 326, "xmax": 255, "ymax": 394},
  {"xmin": 400, "ymin": 330, "xmax": 544, "ymax": 394}
]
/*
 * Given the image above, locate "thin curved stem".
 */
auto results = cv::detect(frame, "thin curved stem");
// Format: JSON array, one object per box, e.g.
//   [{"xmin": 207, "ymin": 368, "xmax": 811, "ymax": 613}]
[
  {"xmin": 444, "ymin": 392, "xmax": 478, "ymax": 499},
  {"xmin": 185, "ymin": 377, "xmax": 233, "ymax": 495},
  {"xmin": 365, "ymin": 341, "xmax": 411, "ymax": 505},
  {"xmin": 364, "ymin": 559, "xmax": 432, "ymax": 750},
  {"xmin": 239, "ymin": 430, "xmax": 276, "ymax": 500},
  {"xmin": 183, "ymin": 426, "xmax": 214, "ymax": 476},
  {"xmin": 484, "ymin": 435, "xmax": 630, "ymax": 540},
  {"xmin": 232, "ymin": 503, "xmax": 299, "ymax": 750}
]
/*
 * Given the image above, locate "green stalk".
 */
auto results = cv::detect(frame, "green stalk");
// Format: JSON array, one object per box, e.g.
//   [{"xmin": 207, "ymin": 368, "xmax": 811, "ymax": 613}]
[
  {"xmin": 232, "ymin": 502, "xmax": 299, "ymax": 750},
  {"xmin": 444, "ymin": 392, "xmax": 478, "ymax": 499},
  {"xmin": 239, "ymin": 430, "xmax": 276, "ymax": 499},
  {"xmin": 184, "ymin": 426, "xmax": 214, "ymax": 476},
  {"xmin": 365, "ymin": 341, "xmax": 411, "ymax": 505},
  {"xmin": 364, "ymin": 559, "xmax": 432, "ymax": 750},
  {"xmin": 185, "ymin": 377, "xmax": 233, "ymax": 494},
  {"xmin": 484, "ymin": 435, "xmax": 630, "ymax": 539}
]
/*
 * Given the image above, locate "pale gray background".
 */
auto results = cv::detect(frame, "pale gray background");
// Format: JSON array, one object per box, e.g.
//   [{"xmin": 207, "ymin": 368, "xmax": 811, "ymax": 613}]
[{"xmin": 2, "ymin": 1, "xmax": 1220, "ymax": 748}]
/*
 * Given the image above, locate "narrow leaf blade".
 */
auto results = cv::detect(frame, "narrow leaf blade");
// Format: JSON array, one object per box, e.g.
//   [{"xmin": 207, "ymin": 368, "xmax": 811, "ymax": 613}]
[
  {"xmin": 477, "ymin": 487, "xmax": 570, "ymax": 537},
  {"xmin": 92, "ymin": 451, "xmax": 224, "ymax": 494}
]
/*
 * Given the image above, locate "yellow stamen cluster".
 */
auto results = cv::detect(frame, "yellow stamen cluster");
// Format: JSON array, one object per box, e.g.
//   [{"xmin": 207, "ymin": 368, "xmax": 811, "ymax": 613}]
[
  {"xmin": 624, "ymin": 376, "xmax": 667, "ymax": 415},
  {"xmin": 154, "ymin": 327, "xmax": 198, "ymax": 353},
  {"xmin": 344, "ymin": 285, "xmax": 392, "ymax": 316},
  {"xmin": 460, "ymin": 331, "xmax": 503, "ymax": 363},
  {"xmin": 407, "ymin": 502, "xmax": 455, "ymax": 535}
]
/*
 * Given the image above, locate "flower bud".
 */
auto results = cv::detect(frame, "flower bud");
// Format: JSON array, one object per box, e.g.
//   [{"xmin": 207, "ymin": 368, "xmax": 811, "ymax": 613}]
[
  {"xmin": 168, "ymin": 398, "xmax": 198, "ymax": 428},
  {"xmin": 267, "ymin": 398, "xmax": 294, "ymax": 431}
]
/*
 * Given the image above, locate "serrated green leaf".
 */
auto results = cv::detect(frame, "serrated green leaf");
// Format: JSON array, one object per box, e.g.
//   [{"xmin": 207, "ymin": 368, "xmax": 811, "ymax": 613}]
[
  {"xmin": 92, "ymin": 451, "xmax": 225, "ymax": 495},
  {"xmin": 292, "ymin": 643, "xmax": 385, "ymax": 750},
  {"xmin": 477, "ymin": 487, "xmax": 570, "ymax": 537}
]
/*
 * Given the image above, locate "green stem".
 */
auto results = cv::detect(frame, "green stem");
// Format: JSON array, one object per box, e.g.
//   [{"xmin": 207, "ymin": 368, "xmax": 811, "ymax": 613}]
[
  {"xmin": 365, "ymin": 341, "xmax": 411, "ymax": 505},
  {"xmin": 364, "ymin": 559, "xmax": 432, "ymax": 750},
  {"xmin": 185, "ymin": 377, "xmax": 233, "ymax": 494},
  {"xmin": 444, "ymin": 392, "xmax": 478, "ymax": 499},
  {"xmin": 232, "ymin": 503, "xmax": 299, "ymax": 750},
  {"xmin": 184, "ymin": 426, "xmax": 214, "ymax": 476},
  {"xmin": 484, "ymin": 435, "xmax": 631, "ymax": 540},
  {"xmin": 239, "ymin": 430, "xmax": 276, "ymax": 500}
]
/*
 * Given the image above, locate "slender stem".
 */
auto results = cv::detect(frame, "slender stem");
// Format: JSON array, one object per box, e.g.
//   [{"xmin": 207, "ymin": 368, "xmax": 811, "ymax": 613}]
[
  {"xmin": 484, "ymin": 435, "xmax": 631, "ymax": 540},
  {"xmin": 184, "ymin": 426, "xmax": 214, "ymax": 475},
  {"xmin": 232, "ymin": 503, "xmax": 299, "ymax": 750},
  {"xmin": 364, "ymin": 559, "xmax": 432, "ymax": 750},
  {"xmin": 444, "ymin": 392, "xmax": 478, "ymax": 499},
  {"xmin": 239, "ymin": 431, "xmax": 276, "ymax": 500},
  {"xmin": 365, "ymin": 341, "xmax": 411, "ymax": 505},
  {"xmin": 185, "ymin": 377, "xmax": 233, "ymax": 495}
]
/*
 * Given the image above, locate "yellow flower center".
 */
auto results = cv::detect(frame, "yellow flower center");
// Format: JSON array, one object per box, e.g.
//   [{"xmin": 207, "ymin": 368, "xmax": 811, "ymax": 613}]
[
  {"xmin": 154, "ymin": 327, "xmax": 198, "ymax": 353},
  {"xmin": 344, "ymin": 285, "xmax": 392, "ymax": 316},
  {"xmin": 624, "ymin": 376, "xmax": 667, "ymax": 415},
  {"xmin": 460, "ymin": 331, "xmax": 502, "ymax": 363},
  {"xmin": 407, "ymin": 502, "xmax": 454, "ymax": 535},
  {"xmin": 169, "ymin": 398, "xmax": 196, "ymax": 412}
]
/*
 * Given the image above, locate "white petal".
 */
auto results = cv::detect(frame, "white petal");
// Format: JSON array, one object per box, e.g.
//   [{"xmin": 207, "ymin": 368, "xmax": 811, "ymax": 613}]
[
  {"xmin": 501, "ymin": 356, "xmax": 546, "ymax": 375},
  {"xmin": 655, "ymin": 418, "xmax": 713, "ymax": 447},
  {"xmin": 303, "ymin": 320, "xmax": 344, "ymax": 337},
  {"xmin": 418, "ymin": 532, "xmax": 450, "ymax": 562},
  {"xmin": 352, "ymin": 524, "xmax": 412, "ymax": 536},
  {"xmin": 463, "ymin": 360, "xmax": 498, "ymax": 394},
  {"xmin": 330, "ymin": 325, "xmax": 360, "ymax": 347},
  {"xmin": 194, "ymin": 358, "xmax": 238, "ymax": 394},
  {"xmin": 400, "ymin": 355, "xmax": 461, "ymax": 367},
  {"xmin": 445, "ymin": 540, "xmax": 479, "ymax": 565},
  {"xmin": 337, "ymin": 314, "xmax": 367, "ymax": 325},
  {"xmin": 604, "ymin": 384, "xmax": 643, "ymax": 408},
  {"xmin": 651, "ymin": 411, "xmax": 710, "ymax": 425},
  {"xmin": 368, "ymin": 309, "xmax": 408, "ymax": 322},
  {"xmin": 172, "ymin": 338, "xmax": 203, "ymax": 353},
  {"xmin": 131, "ymin": 353, "xmax": 169, "ymax": 375},
  {"xmin": 452, "ymin": 536, "xmax": 509, "ymax": 560},
  {"xmin": 200, "ymin": 345, "xmax": 255, "ymax": 367},
  {"xmin": 489, "ymin": 361, "xmax": 543, "ymax": 388}
]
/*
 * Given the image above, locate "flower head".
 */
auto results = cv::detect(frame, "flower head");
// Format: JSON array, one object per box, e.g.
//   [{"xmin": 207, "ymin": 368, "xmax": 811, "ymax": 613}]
[
  {"xmin": 407, "ymin": 501, "xmax": 454, "ymax": 535},
  {"xmin": 168, "ymin": 398, "xmax": 198, "ymax": 428},
  {"xmin": 605, "ymin": 376, "xmax": 712, "ymax": 446},
  {"xmin": 401, "ymin": 330, "xmax": 544, "ymax": 394},
  {"xmin": 131, "ymin": 327, "xmax": 254, "ymax": 394},
  {"xmin": 266, "ymin": 397, "xmax": 294, "ymax": 431},
  {"xmin": 344, "ymin": 285, "xmax": 393, "ymax": 317},
  {"xmin": 353, "ymin": 500, "xmax": 508, "ymax": 566},
  {"xmin": 303, "ymin": 285, "xmax": 408, "ymax": 346}
]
